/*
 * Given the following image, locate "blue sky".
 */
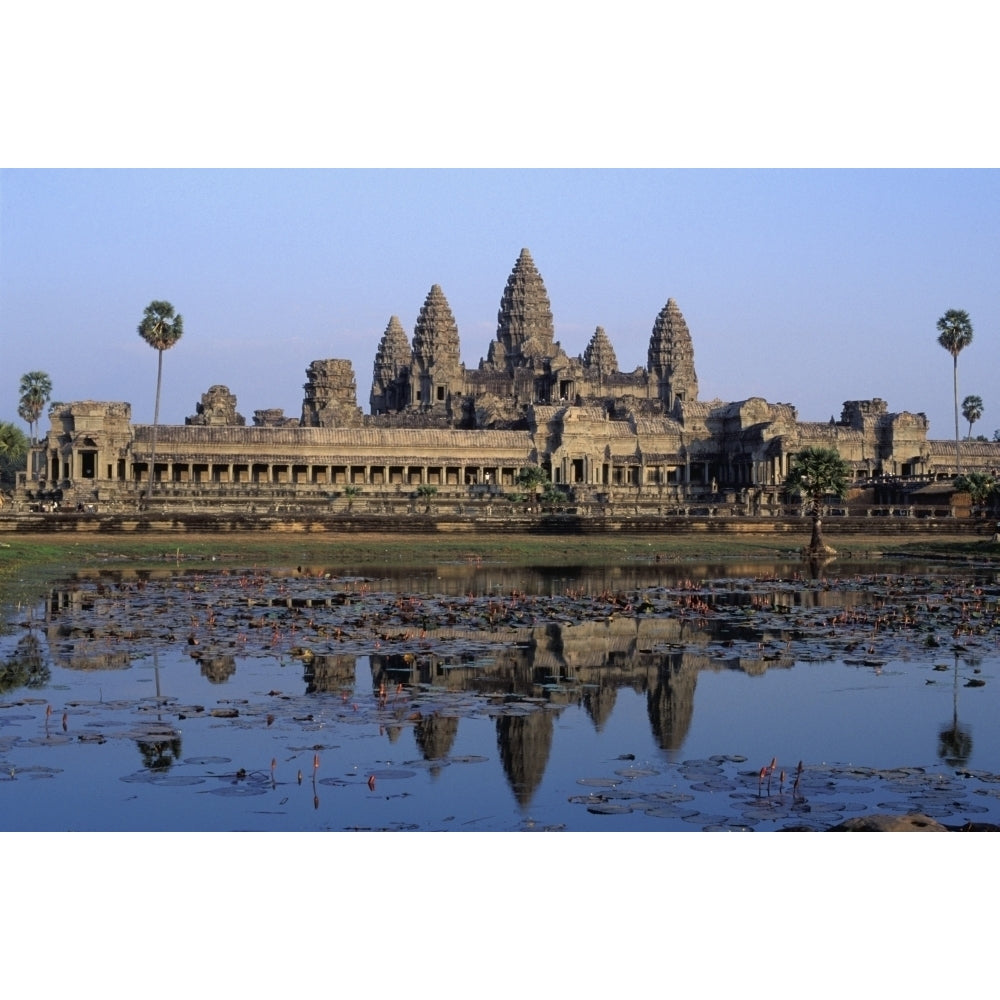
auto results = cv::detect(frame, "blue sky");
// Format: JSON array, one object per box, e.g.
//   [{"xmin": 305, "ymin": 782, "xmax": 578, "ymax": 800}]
[{"xmin": 2, "ymin": 168, "xmax": 997, "ymax": 439}]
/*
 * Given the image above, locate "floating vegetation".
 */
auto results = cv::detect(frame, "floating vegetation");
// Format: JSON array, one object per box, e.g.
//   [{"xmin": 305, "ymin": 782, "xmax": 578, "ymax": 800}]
[
  {"xmin": 2, "ymin": 558, "xmax": 999, "ymax": 830},
  {"xmin": 3, "ymin": 764, "xmax": 62, "ymax": 779},
  {"xmin": 586, "ymin": 802, "xmax": 634, "ymax": 815},
  {"xmin": 565, "ymin": 756, "xmax": 1000, "ymax": 830},
  {"xmin": 205, "ymin": 784, "xmax": 269, "ymax": 797}
]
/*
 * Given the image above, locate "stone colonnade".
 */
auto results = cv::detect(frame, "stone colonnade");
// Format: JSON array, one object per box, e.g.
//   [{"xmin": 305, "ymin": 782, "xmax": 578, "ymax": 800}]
[{"xmin": 133, "ymin": 458, "xmax": 525, "ymax": 489}]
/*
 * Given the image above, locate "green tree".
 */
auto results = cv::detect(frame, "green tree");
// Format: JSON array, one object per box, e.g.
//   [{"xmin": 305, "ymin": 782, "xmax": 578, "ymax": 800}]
[
  {"xmin": 783, "ymin": 446, "xmax": 850, "ymax": 556},
  {"xmin": 0, "ymin": 421, "xmax": 29, "ymax": 490},
  {"xmin": 416, "ymin": 483, "xmax": 438, "ymax": 512},
  {"xmin": 954, "ymin": 471, "xmax": 996, "ymax": 514},
  {"xmin": 138, "ymin": 301, "xmax": 184, "ymax": 500},
  {"xmin": 342, "ymin": 484, "xmax": 360, "ymax": 511},
  {"xmin": 937, "ymin": 309, "xmax": 974, "ymax": 475},
  {"xmin": 516, "ymin": 465, "xmax": 551, "ymax": 491},
  {"xmin": 961, "ymin": 394, "xmax": 984, "ymax": 439},
  {"xmin": 18, "ymin": 370, "xmax": 52, "ymax": 444}
]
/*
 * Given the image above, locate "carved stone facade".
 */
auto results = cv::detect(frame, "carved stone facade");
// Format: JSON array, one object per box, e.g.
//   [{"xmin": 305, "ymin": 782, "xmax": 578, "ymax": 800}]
[
  {"xmin": 186, "ymin": 385, "xmax": 245, "ymax": 427},
  {"xmin": 20, "ymin": 248, "xmax": 1000, "ymax": 509}
]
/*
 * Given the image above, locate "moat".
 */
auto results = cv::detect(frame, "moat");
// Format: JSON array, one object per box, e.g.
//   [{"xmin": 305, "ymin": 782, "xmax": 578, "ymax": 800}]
[{"xmin": 3, "ymin": 552, "xmax": 999, "ymax": 831}]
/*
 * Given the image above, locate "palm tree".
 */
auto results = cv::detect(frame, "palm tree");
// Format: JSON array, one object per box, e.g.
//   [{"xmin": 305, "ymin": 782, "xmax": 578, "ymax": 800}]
[
  {"xmin": 342, "ymin": 484, "xmax": 360, "ymax": 511},
  {"xmin": 783, "ymin": 446, "xmax": 850, "ymax": 557},
  {"xmin": 416, "ymin": 483, "xmax": 438, "ymax": 513},
  {"xmin": 954, "ymin": 471, "xmax": 996, "ymax": 516},
  {"xmin": 961, "ymin": 394, "xmax": 984, "ymax": 439},
  {"xmin": 18, "ymin": 370, "xmax": 53, "ymax": 444},
  {"xmin": 138, "ymin": 301, "xmax": 184, "ymax": 500},
  {"xmin": 517, "ymin": 465, "xmax": 552, "ymax": 496},
  {"xmin": 937, "ymin": 309, "xmax": 974, "ymax": 475}
]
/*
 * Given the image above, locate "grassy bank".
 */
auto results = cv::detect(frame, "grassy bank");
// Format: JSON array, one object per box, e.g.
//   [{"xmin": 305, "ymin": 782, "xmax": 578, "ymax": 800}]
[{"xmin": 3, "ymin": 529, "xmax": 996, "ymax": 573}]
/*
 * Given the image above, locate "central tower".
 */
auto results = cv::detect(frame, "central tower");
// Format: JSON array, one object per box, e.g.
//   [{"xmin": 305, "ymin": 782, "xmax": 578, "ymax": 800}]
[
  {"xmin": 486, "ymin": 248, "xmax": 555, "ymax": 373},
  {"xmin": 647, "ymin": 298, "xmax": 698, "ymax": 411}
]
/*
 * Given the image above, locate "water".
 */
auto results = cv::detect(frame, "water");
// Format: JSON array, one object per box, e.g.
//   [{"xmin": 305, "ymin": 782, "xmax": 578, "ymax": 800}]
[{"xmin": 2, "ymin": 559, "xmax": 999, "ymax": 831}]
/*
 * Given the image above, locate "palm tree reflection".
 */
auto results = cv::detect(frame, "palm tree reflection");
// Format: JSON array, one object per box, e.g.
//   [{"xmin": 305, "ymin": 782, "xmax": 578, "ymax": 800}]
[
  {"xmin": 938, "ymin": 651, "xmax": 973, "ymax": 767},
  {"xmin": 136, "ymin": 651, "xmax": 183, "ymax": 771}
]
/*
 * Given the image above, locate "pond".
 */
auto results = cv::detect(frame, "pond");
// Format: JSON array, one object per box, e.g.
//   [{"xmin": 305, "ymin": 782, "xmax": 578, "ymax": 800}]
[{"xmin": 3, "ymin": 558, "xmax": 999, "ymax": 831}]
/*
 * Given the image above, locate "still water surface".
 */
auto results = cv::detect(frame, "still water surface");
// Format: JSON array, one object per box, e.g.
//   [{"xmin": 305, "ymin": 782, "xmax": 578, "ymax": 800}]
[{"xmin": 2, "ymin": 559, "xmax": 998, "ymax": 830}]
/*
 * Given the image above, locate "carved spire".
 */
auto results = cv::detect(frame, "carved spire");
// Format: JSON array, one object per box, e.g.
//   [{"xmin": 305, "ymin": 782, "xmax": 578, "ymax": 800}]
[
  {"xmin": 412, "ymin": 284, "xmax": 460, "ymax": 374},
  {"xmin": 493, "ymin": 248, "xmax": 555, "ymax": 371},
  {"xmin": 372, "ymin": 316, "xmax": 411, "ymax": 384},
  {"xmin": 648, "ymin": 298, "xmax": 698, "ymax": 409},
  {"xmin": 369, "ymin": 315, "xmax": 411, "ymax": 414},
  {"xmin": 411, "ymin": 284, "xmax": 461, "ymax": 410},
  {"xmin": 583, "ymin": 326, "xmax": 619, "ymax": 377}
]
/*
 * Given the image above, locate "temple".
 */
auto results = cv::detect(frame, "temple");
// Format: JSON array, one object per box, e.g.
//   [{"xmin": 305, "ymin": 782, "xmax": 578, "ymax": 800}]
[{"xmin": 18, "ymin": 248, "xmax": 1000, "ymax": 514}]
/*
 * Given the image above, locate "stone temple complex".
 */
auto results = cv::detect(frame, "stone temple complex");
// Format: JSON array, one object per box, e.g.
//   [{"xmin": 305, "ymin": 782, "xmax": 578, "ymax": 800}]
[{"xmin": 18, "ymin": 248, "xmax": 1000, "ymax": 516}]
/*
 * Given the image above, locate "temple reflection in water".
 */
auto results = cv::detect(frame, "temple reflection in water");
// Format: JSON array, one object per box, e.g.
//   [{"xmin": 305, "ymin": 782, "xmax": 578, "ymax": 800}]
[
  {"xmin": 293, "ymin": 619, "xmax": 757, "ymax": 805},
  {"xmin": 33, "ymin": 566, "xmax": 837, "ymax": 807}
]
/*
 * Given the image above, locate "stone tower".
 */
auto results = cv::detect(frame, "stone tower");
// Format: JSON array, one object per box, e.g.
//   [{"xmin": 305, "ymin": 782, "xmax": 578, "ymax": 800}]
[
  {"xmin": 582, "ymin": 326, "xmax": 619, "ymax": 385},
  {"xmin": 369, "ymin": 315, "xmax": 412, "ymax": 415},
  {"xmin": 486, "ymin": 248, "xmax": 555, "ymax": 373},
  {"xmin": 300, "ymin": 359, "xmax": 363, "ymax": 427},
  {"xmin": 647, "ymin": 298, "xmax": 698, "ymax": 411},
  {"xmin": 411, "ymin": 284, "xmax": 461, "ymax": 410}
]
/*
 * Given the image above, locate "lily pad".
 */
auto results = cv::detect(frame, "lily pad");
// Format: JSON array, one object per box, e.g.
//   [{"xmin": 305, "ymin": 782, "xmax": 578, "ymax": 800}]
[
  {"xmin": 643, "ymin": 805, "xmax": 686, "ymax": 818},
  {"xmin": 204, "ymin": 785, "xmax": 269, "ymax": 797},
  {"xmin": 147, "ymin": 774, "xmax": 206, "ymax": 786}
]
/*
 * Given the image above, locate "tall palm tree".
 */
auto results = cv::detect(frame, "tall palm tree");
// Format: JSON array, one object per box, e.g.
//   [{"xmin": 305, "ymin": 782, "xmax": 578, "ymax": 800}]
[
  {"xmin": 18, "ymin": 370, "xmax": 53, "ymax": 444},
  {"xmin": 137, "ymin": 300, "xmax": 184, "ymax": 500},
  {"xmin": 783, "ymin": 446, "xmax": 850, "ymax": 556},
  {"xmin": 961, "ymin": 394, "xmax": 983, "ymax": 439},
  {"xmin": 937, "ymin": 309, "xmax": 974, "ymax": 475}
]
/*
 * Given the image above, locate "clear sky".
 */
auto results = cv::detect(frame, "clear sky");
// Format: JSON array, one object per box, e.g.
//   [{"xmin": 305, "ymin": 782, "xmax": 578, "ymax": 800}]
[{"xmin": 2, "ymin": 168, "xmax": 997, "ymax": 440}]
